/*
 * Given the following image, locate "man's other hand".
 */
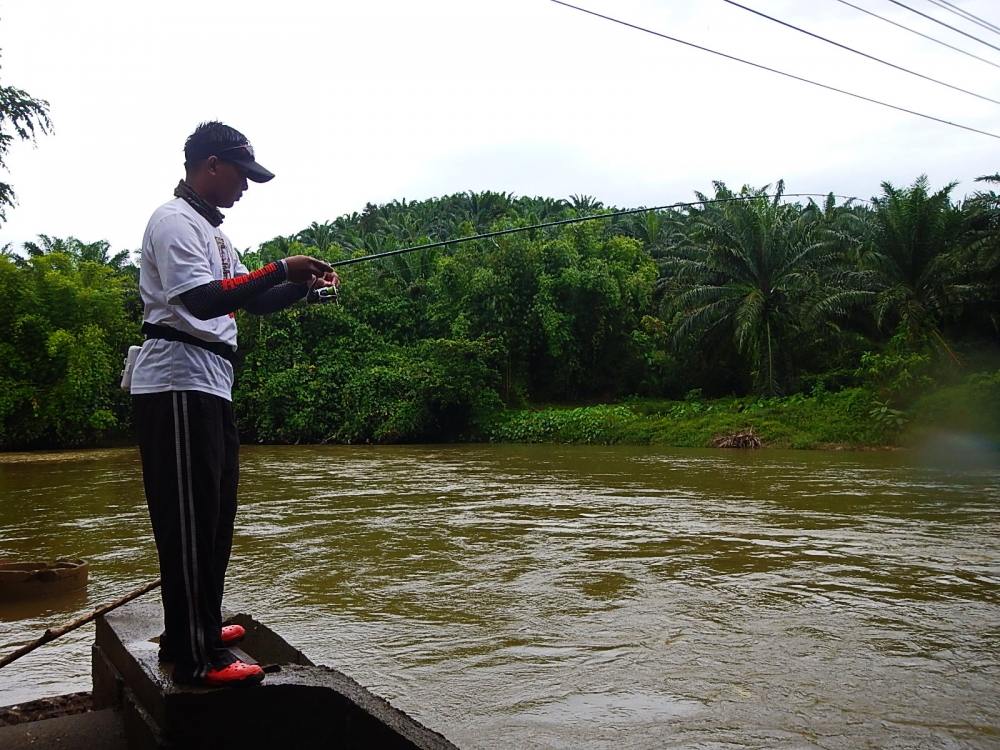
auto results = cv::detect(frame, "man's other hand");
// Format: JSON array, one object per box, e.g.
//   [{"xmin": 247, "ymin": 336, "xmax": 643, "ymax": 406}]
[
  {"xmin": 284, "ymin": 255, "xmax": 334, "ymax": 284},
  {"xmin": 313, "ymin": 270, "xmax": 340, "ymax": 289}
]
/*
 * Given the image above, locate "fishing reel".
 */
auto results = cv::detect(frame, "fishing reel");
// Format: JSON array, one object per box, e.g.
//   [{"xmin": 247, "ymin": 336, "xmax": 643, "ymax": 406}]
[{"xmin": 307, "ymin": 285, "xmax": 340, "ymax": 305}]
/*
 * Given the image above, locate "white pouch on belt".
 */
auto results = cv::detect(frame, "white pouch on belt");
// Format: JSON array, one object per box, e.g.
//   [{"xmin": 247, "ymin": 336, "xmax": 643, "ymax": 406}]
[{"xmin": 120, "ymin": 345, "xmax": 141, "ymax": 390}]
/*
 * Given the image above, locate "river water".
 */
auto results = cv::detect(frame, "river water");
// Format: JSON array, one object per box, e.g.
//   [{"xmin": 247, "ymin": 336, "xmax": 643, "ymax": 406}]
[{"xmin": 0, "ymin": 444, "xmax": 997, "ymax": 748}]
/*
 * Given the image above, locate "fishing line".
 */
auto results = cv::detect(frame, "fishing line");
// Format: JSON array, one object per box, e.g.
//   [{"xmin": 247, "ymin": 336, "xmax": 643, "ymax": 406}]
[{"xmin": 328, "ymin": 193, "xmax": 867, "ymax": 269}]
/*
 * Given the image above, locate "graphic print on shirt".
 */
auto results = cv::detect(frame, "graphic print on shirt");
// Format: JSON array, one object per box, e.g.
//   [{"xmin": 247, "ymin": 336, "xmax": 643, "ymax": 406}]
[{"xmin": 214, "ymin": 236, "xmax": 236, "ymax": 318}]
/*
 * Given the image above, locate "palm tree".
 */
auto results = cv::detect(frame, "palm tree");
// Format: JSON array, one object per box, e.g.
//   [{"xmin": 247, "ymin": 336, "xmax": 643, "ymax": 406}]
[
  {"xmin": 568, "ymin": 194, "xmax": 604, "ymax": 215},
  {"xmin": 21, "ymin": 235, "xmax": 131, "ymax": 270},
  {"xmin": 459, "ymin": 191, "xmax": 513, "ymax": 231},
  {"xmin": 513, "ymin": 196, "xmax": 570, "ymax": 224},
  {"xmin": 250, "ymin": 235, "xmax": 307, "ymax": 267},
  {"xmin": 661, "ymin": 181, "xmax": 836, "ymax": 394},
  {"xmin": 961, "ymin": 174, "xmax": 1000, "ymax": 334},
  {"xmin": 856, "ymin": 177, "xmax": 970, "ymax": 357},
  {"xmin": 632, "ymin": 210, "xmax": 684, "ymax": 259},
  {"xmin": 358, "ymin": 202, "xmax": 385, "ymax": 236},
  {"xmin": 23, "ymin": 234, "xmax": 71, "ymax": 257},
  {"xmin": 75, "ymin": 239, "xmax": 131, "ymax": 270},
  {"xmin": 296, "ymin": 221, "xmax": 338, "ymax": 253}
]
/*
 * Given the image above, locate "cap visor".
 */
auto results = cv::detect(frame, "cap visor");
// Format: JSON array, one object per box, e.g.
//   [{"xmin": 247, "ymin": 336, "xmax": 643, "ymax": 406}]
[{"xmin": 242, "ymin": 160, "xmax": 275, "ymax": 183}]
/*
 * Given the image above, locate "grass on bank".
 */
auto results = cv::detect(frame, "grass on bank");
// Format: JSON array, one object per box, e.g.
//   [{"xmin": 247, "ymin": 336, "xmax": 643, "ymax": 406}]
[{"xmin": 486, "ymin": 371, "xmax": 1000, "ymax": 450}]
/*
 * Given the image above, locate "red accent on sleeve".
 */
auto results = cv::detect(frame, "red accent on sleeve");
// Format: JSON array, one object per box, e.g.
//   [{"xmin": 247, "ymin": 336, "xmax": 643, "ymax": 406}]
[{"xmin": 221, "ymin": 262, "xmax": 279, "ymax": 291}]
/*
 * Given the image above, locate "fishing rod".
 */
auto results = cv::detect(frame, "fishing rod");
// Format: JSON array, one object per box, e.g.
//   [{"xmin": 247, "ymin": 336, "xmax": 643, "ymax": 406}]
[{"xmin": 326, "ymin": 193, "xmax": 867, "ymax": 271}]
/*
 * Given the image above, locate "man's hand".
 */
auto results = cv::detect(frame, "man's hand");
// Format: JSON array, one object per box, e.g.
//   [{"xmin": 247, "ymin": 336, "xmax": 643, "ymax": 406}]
[
  {"xmin": 312, "ymin": 270, "xmax": 340, "ymax": 289},
  {"xmin": 284, "ymin": 255, "xmax": 335, "ymax": 285}
]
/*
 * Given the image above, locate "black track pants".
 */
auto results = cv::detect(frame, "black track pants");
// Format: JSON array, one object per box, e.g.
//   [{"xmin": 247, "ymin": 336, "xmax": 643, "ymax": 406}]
[{"xmin": 133, "ymin": 390, "xmax": 239, "ymax": 678}]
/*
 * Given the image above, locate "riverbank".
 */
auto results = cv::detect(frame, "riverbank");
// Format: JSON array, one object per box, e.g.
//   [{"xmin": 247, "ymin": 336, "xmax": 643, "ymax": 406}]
[
  {"xmin": 2, "ymin": 373, "xmax": 996, "ymax": 455},
  {"xmin": 486, "ymin": 372, "xmax": 1000, "ymax": 450}
]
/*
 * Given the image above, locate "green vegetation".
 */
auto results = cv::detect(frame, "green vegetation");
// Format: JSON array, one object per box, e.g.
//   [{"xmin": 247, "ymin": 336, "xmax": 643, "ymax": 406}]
[
  {"xmin": 0, "ymin": 241, "xmax": 135, "ymax": 447},
  {"xmin": 0, "ymin": 176, "xmax": 997, "ymax": 450},
  {"xmin": 487, "ymin": 374, "xmax": 1000, "ymax": 449},
  {"xmin": 0, "ymin": 48, "xmax": 52, "ymax": 224}
]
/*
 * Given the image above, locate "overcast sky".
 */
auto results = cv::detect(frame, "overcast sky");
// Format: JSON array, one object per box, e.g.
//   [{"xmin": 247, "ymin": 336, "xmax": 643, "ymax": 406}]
[{"xmin": 2, "ymin": 0, "xmax": 998, "ymax": 252}]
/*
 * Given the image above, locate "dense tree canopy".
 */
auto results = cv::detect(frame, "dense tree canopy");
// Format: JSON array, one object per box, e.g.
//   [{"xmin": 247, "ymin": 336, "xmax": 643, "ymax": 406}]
[
  {"xmin": 0, "ymin": 176, "xmax": 995, "ymax": 449},
  {"xmin": 0, "ymin": 249, "xmax": 133, "ymax": 447}
]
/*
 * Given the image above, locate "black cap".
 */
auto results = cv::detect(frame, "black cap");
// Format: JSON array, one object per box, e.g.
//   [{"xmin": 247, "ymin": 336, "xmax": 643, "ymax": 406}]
[{"xmin": 185, "ymin": 136, "xmax": 275, "ymax": 183}]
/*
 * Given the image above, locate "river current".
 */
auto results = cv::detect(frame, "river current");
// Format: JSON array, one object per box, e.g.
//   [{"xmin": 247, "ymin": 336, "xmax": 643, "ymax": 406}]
[{"xmin": 0, "ymin": 443, "xmax": 997, "ymax": 748}]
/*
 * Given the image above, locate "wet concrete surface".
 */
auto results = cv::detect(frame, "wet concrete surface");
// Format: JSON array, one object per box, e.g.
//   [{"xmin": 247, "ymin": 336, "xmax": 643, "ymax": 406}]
[
  {"xmin": 94, "ymin": 599, "xmax": 459, "ymax": 749},
  {"xmin": 0, "ymin": 707, "xmax": 127, "ymax": 749}
]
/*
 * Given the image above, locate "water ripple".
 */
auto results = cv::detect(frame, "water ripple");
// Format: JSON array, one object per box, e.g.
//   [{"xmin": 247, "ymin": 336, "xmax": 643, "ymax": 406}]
[{"xmin": 0, "ymin": 444, "xmax": 997, "ymax": 749}]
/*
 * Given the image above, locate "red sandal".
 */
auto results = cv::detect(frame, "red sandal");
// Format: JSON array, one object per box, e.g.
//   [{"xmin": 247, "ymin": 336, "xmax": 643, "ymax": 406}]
[
  {"xmin": 221, "ymin": 624, "xmax": 246, "ymax": 645},
  {"xmin": 203, "ymin": 660, "xmax": 264, "ymax": 687}
]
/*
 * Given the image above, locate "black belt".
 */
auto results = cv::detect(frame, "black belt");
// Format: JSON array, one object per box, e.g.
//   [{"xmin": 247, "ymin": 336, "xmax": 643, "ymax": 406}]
[{"xmin": 141, "ymin": 322, "xmax": 237, "ymax": 364}]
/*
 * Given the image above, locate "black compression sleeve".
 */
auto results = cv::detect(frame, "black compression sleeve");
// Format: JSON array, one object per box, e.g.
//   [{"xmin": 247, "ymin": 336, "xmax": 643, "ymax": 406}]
[
  {"xmin": 242, "ymin": 282, "xmax": 309, "ymax": 315},
  {"xmin": 178, "ymin": 262, "xmax": 287, "ymax": 319}
]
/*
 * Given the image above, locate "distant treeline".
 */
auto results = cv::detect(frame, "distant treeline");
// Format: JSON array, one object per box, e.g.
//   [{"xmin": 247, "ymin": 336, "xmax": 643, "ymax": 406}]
[{"xmin": 0, "ymin": 176, "xmax": 997, "ymax": 449}]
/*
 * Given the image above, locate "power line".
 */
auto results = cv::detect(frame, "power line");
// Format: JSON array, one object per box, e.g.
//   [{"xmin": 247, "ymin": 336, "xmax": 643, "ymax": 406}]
[
  {"xmin": 936, "ymin": 0, "xmax": 1000, "ymax": 34},
  {"xmin": 885, "ymin": 0, "xmax": 1000, "ymax": 52},
  {"xmin": 330, "ymin": 194, "xmax": 867, "ymax": 268},
  {"xmin": 548, "ymin": 0, "xmax": 1000, "ymax": 141},
  {"xmin": 924, "ymin": 0, "xmax": 1000, "ymax": 36},
  {"xmin": 719, "ymin": 0, "xmax": 1000, "ymax": 105},
  {"xmin": 832, "ymin": 0, "xmax": 1000, "ymax": 70}
]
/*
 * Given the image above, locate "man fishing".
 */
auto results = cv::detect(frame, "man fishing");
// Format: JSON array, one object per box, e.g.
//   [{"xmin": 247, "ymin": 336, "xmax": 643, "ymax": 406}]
[{"xmin": 130, "ymin": 121, "xmax": 338, "ymax": 687}]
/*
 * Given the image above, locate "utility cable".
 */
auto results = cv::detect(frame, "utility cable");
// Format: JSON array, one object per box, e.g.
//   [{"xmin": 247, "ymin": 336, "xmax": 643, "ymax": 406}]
[
  {"xmin": 937, "ymin": 0, "xmax": 1000, "ymax": 34},
  {"xmin": 924, "ymin": 0, "xmax": 1000, "ymax": 36},
  {"xmin": 330, "ymin": 194, "xmax": 867, "ymax": 268},
  {"xmin": 548, "ymin": 0, "xmax": 1000, "ymax": 141},
  {"xmin": 832, "ymin": 0, "xmax": 1000, "ymax": 70},
  {"xmin": 720, "ymin": 0, "xmax": 1000, "ymax": 105},
  {"xmin": 885, "ymin": 0, "xmax": 1000, "ymax": 52}
]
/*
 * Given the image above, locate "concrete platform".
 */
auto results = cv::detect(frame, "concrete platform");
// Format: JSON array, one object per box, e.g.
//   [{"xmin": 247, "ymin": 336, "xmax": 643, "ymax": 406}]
[
  {"xmin": 0, "ymin": 707, "xmax": 127, "ymax": 749},
  {"xmin": 92, "ymin": 600, "xmax": 459, "ymax": 750}
]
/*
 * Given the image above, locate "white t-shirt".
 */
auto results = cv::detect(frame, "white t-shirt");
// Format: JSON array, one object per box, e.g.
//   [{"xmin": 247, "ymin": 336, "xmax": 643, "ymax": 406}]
[{"xmin": 130, "ymin": 197, "xmax": 249, "ymax": 401}]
